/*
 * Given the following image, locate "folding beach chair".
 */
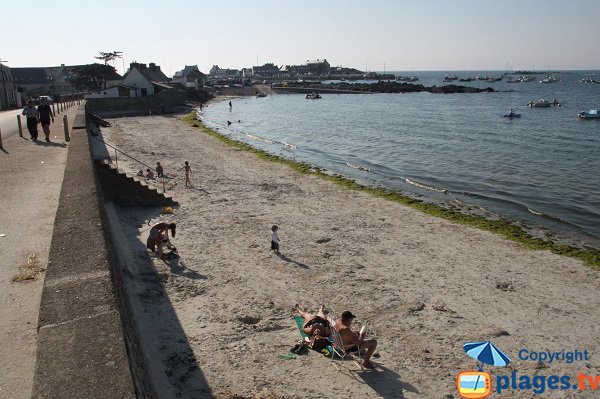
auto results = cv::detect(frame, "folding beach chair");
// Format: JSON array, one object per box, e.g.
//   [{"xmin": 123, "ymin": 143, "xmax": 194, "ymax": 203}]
[
  {"xmin": 327, "ymin": 315, "xmax": 363, "ymax": 371},
  {"xmin": 293, "ymin": 315, "xmax": 310, "ymax": 343}
]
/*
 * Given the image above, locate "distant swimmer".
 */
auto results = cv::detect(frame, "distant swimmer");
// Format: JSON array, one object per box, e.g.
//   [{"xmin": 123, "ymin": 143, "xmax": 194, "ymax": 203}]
[
  {"xmin": 227, "ymin": 120, "xmax": 232, "ymax": 126},
  {"xmin": 238, "ymin": 119, "xmax": 241, "ymax": 123}
]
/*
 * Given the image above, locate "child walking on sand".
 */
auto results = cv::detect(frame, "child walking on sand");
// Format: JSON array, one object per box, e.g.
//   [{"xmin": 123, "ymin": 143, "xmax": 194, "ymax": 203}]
[
  {"xmin": 180, "ymin": 161, "xmax": 192, "ymax": 187},
  {"xmin": 271, "ymin": 225, "xmax": 280, "ymax": 254}
]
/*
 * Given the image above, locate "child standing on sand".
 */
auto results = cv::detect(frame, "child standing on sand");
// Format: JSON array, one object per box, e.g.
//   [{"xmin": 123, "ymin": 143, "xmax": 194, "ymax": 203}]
[
  {"xmin": 271, "ymin": 225, "xmax": 280, "ymax": 254},
  {"xmin": 179, "ymin": 161, "xmax": 192, "ymax": 187}
]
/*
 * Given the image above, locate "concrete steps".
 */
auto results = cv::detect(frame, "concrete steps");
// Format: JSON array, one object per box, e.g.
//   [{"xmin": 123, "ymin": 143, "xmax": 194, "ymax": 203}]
[{"xmin": 95, "ymin": 159, "xmax": 178, "ymax": 207}]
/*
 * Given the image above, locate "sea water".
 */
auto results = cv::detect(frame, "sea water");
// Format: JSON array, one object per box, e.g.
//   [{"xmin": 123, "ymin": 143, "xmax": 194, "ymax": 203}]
[{"xmin": 201, "ymin": 71, "xmax": 600, "ymax": 249}]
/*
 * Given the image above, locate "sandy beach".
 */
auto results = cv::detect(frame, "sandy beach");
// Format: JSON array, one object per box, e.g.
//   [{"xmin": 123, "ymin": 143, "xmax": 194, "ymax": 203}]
[{"xmin": 99, "ymin": 109, "xmax": 600, "ymax": 398}]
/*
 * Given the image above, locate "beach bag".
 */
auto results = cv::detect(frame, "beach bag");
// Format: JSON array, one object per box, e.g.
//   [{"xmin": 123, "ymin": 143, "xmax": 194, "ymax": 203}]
[{"xmin": 309, "ymin": 335, "xmax": 330, "ymax": 352}]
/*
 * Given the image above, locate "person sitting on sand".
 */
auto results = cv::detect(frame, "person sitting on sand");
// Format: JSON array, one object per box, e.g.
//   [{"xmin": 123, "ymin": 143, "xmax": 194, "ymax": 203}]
[
  {"xmin": 335, "ymin": 310, "xmax": 378, "ymax": 368},
  {"xmin": 146, "ymin": 222, "xmax": 176, "ymax": 258},
  {"xmin": 156, "ymin": 161, "xmax": 164, "ymax": 178},
  {"xmin": 145, "ymin": 168, "xmax": 154, "ymax": 179},
  {"xmin": 136, "ymin": 169, "xmax": 144, "ymax": 177}
]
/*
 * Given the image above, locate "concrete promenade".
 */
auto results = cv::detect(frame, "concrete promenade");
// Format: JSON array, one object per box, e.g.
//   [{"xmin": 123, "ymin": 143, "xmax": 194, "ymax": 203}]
[{"xmin": 0, "ymin": 102, "xmax": 131, "ymax": 399}]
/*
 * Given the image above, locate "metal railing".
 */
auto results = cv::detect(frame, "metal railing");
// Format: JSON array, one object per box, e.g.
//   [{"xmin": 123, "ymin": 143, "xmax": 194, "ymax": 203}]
[{"xmin": 91, "ymin": 133, "xmax": 174, "ymax": 192}]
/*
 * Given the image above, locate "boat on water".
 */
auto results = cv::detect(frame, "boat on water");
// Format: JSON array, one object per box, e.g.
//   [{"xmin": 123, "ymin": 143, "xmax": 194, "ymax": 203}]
[
  {"xmin": 578, "ymin": 110, "xmax": 600, "ymax": 119},
  {"xmin": 540, "ymin": 75, "xmax": 560, "ymax": 84},
  {"xmin": 580, "ymin": 78, "xmax": 600, "ymax": 84},
  {"xmin": 396, "ymin": 76, "xmax": 419, "ymax": 82},
  {"xmin": 519, "ymin": 76, "xmax": 536, "ymax": 82},
  {"xmin": 528, "ymin": 99, "xmax": 560, "ymax": 108},
  {"xmin": 305, "ymin": 92, "xmax": 322, "ymax": 99},
  {"xmin": 458, "ymin": 77, "xmax": 475, "ymax": 82},
  {"xmin": 504, "ymin": 109, "xmax": 521, "ymax": 118},
  {"xmin": 256, "ymin": 91, "xmax": 267, "ymax": 98}
]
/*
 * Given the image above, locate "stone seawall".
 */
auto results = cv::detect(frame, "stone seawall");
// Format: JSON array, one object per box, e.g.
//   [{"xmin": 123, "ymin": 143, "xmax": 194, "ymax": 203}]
[{"xmin": 32, "ymin": 107, "xmax": 136, "ymax": 398}]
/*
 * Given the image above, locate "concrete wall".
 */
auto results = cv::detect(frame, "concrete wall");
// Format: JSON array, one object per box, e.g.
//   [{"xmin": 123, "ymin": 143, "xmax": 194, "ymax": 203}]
[
  {"xmin": 85, "ymin": 89, "xmax": 188, "ymax": 115},
  {"xmin": 32, "ymin": 108, "xmax": 136, "ymax": 399}
]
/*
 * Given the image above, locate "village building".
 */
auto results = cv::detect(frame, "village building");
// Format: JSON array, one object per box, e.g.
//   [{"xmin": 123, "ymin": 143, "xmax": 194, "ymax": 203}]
[
  {"xmin": 86, "ymin": 62, "xmax": 170, "ymax": 98},
  {"xmin": 0, "ymin": 63, "xmax": 21, "ymax": 109},
  {"xmin": 172, "ymin": 65, "xmax": 206, "ymax": 89},
  {"xmin": 12, "ymin": 64, "xmax": 122, "ymax": 99},
  {"xmin": 252, "ymin": 63, "xmax": 280, "ymax": 77}
]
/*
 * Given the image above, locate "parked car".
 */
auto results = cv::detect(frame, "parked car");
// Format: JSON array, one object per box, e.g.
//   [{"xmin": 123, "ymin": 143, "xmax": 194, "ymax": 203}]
[{"xmin": 38, "ymin": 95, "xmax": 54, "ymax": 104}]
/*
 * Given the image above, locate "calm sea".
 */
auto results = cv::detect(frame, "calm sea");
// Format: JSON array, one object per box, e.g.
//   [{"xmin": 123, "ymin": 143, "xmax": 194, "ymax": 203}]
[{"xmin": 201, "ymin": 71, "xmax": 600, "ymax": 249}]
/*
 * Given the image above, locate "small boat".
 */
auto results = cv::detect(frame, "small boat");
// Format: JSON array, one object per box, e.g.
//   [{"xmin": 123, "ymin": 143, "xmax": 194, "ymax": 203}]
[
  {"xmin": 504, "ymin": 109, "xmax": 521, "ymax": 118},
  {"xmin": 256, "ymin": 92, "xmax": 267, "ymax": 98},
  {"xmin": 528, "ymin": 99, "xmax": 559, "ymax": 108},
  {"xmin": 396, "ymin": 76, "xmax": 419, "ymax": 82},
  {"xmin": 305, "ymin": 92, "xmax": 322, "ymax": 99},
  {"xmin": 578, "ymin": 110, "xmax": 600, "ymax": 119},
  {"xmin": 540, "ymin": 75, "xmax": 559, "ymax": 84},
  {"xmin": 458, "ymin": 77, "xmax": 474, "ymax": 82},
  {"xmin": 519, "ymin": 76, "xmax": 536, "ymax": 82}
]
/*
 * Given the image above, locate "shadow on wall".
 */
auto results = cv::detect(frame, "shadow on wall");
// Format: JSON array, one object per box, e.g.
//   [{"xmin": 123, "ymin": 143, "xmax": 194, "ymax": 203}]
[{"xmin": 105, "ymin": 204, "xmax": 213, "ymax": 398}]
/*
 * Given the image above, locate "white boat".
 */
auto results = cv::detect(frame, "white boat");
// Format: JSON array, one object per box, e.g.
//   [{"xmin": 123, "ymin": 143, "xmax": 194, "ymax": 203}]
[
  {"xmin": 528, "ymin": 99, "xmax": 559, "ymax": 108},
  {"xmin": 396, "ymin": 76, "xmax": 419, "ymax": 82},
  {"xmin": 519, "ymin": 76, "xmax": 536, "ymax": 82},
  {"xmin": 305, "ymin": 92, "xmax": 322, "ymax": 99},
  {"xmin": 578, "ymin": 110, "xmax": 600, "ymax": 119},
  {"xmin": 540, "ymin": 75, "xmax": 559, "ymax": 84}
]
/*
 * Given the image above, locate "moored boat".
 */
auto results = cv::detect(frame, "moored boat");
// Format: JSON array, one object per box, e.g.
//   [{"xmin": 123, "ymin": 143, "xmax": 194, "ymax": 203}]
[
  {"xmin": 578, "ymin": 110, "xmax": 600, "ymax": 119},
  {"xmin": 256, "ymin": 91, "xmax": 267, "ymax": 97},
  {"xmin": 305, "ymin": 92, "xmax": 322, "ymax": 99},
  {"xmin": 528, "ymin": 99, "xmax": 560, "ymax": 108}
]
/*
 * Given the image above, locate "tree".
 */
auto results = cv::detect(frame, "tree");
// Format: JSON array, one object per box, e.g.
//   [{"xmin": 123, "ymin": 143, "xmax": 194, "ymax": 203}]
[
  {"xmin": 95, "ymin": 51, "xmax": 122, "ymax": 65},
  {"xmin": 70, "ymin": 64, "xmax": 118, "ymax": 91}
]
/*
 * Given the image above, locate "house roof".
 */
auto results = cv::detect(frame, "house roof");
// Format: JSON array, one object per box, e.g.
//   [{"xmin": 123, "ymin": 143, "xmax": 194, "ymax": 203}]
[
  {"xmin": 11, "ymin": 67, "xmax": 49, "ymax": 84},
  {"xmin": 173, "ymin": 65, "xmax": 205, "ymax": 79}
]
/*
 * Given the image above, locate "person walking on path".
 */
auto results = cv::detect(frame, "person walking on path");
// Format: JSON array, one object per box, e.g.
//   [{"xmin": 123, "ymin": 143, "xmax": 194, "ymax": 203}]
[
  {"xmin": 22, "ymin": 100, "xmax": 39, "ymax": 141},
  {"xmin": 37, "ymin": 98, "xmax": 54, "ymax": 142}
]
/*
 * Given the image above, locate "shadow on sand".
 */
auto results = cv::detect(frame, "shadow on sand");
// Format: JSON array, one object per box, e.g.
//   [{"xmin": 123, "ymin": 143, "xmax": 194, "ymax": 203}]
[
  {"xmin": 111, "ymin": 205, "xmax": 212, "ymax": 398},
  {"xmin": 161, "ymin": 253, "xmax": 207, "ymax": 280},
  {"xmin": 276, "ymin": 252, "xmax": 309, "ymax": 269},
  {"xmin": 355, "ymin": 364, "xmax": 419, "ymax": 399}
]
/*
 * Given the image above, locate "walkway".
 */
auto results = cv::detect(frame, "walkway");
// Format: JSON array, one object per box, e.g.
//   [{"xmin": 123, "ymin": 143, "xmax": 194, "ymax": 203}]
[{"xmin": 0, "ymin": 104, "xmax": 79, "ymax": 398}]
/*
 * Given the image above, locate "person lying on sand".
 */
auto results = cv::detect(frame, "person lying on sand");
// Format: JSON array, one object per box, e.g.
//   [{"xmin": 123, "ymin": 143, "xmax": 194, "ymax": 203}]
[
  {"xmin": 335, "ymin": 310, "xmax": 378, "ymax": 368},
  {"xmin": 294, "ymin": 304, "xmax": 331, "ymax": 337},
  {"xmin": 295, "ymin": 304, "xmax": 332, "ymax": 352}
]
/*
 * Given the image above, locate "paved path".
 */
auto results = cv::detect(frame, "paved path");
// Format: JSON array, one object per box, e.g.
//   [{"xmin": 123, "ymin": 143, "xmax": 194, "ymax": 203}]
[{"xmin": 0, "ymin": 104, "xmax": 79, "ymax": 398}]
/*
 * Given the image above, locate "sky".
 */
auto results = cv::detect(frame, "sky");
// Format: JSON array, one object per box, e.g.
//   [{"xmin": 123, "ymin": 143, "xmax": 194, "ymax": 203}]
[{"xmin": 2, "ymin": 0, "xmax": 599, "ymax": 76}]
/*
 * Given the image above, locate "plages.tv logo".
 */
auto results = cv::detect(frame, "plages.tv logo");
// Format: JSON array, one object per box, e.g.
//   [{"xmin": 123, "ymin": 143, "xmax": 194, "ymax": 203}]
[{"xmin": 456, "ymin": 341, "xmax": 511, "ymax": 399}]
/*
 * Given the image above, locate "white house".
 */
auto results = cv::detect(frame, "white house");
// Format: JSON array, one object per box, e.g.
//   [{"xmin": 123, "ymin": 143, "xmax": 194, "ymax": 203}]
[{"xmin": 121, "ymin": 62, "xmax": 170, "ymax": 97}]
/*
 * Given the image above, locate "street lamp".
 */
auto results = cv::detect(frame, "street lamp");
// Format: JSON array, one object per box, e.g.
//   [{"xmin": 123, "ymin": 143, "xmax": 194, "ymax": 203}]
[{"xmin": 0, "ymin": 59, "xmax": 8, "ymax": 110}]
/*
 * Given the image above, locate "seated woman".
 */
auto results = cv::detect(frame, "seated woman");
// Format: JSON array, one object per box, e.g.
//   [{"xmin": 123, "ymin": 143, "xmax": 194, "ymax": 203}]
[{"xmin": 146, "ymin": 222, "xmax": 176, "ymax": 257}]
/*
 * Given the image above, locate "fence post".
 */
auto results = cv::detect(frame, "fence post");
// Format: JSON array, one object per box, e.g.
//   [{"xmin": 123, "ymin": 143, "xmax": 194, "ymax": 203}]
[
  {"xmin": 17, "ymin": 115, "xmax": 23, "ymax": 137},
  {"xmin": 0, "ymin": 126, "xmax": 3, "ymax": 149},
  {"xmin": 115, "ymin": 148, "xmax": 118, "ymax": 169},
  {"xmin": 63, "ymin": 115, "xmax": 70, "ymax": 142}
]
